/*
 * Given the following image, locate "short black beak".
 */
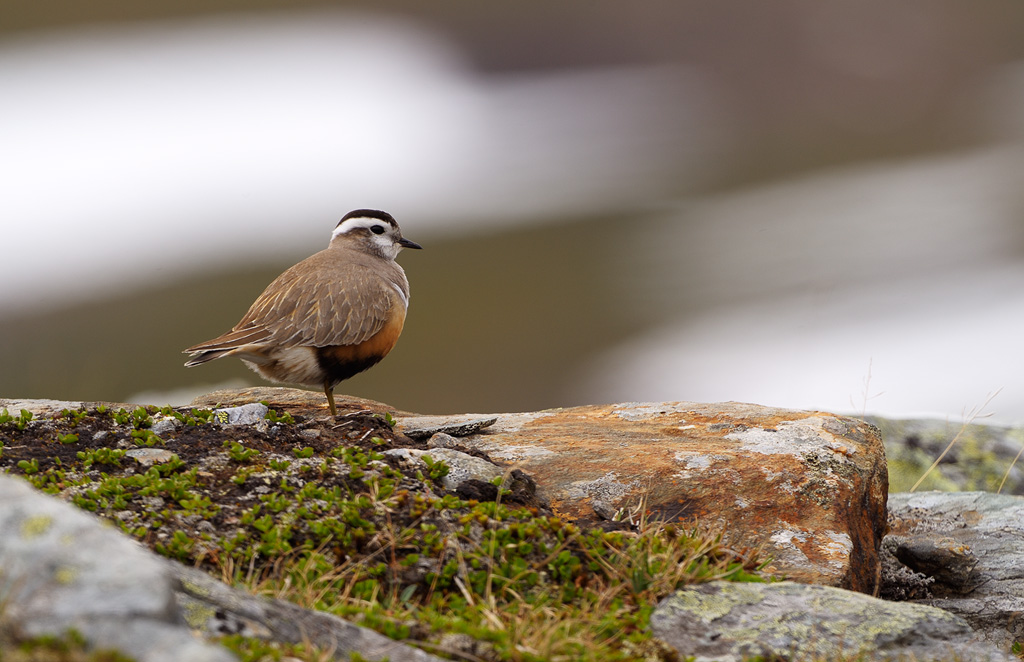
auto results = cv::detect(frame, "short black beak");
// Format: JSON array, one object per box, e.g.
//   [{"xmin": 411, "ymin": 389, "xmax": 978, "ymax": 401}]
[{"xmin": 399, "ymin": 237, "xmax": 423, "ymax": 250}]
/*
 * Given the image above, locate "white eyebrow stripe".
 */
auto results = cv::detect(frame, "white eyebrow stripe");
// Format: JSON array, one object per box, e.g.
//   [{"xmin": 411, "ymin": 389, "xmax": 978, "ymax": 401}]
[{"xmin": 332, "ymin": 217, "xmax": 391, "ymax": 239}]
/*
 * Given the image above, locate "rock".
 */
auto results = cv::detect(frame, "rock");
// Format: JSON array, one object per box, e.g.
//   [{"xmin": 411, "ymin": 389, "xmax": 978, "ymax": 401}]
[
  {"xmin": 170, "ymin": 563, "xmax": 446, "ymax": 662},
  {"xmin": 383, "ymin": 447, "xmax": 505, "ymax": 491},
  {"xmin": 149, "ymin": 418, "xmax": 180, "ymax": 436},
  {"xmin": 887, "ymin": 491, "xmax": 1024, "ymax": 648},
  {"xmin": 435, "ymin": 632, "xmax": 495, "ymax": 660},
  {"xmin": 426, "ymin": 432, "xmax": 463, "ymax": 448},
  {"xmin": 0, "ymin": 474, "xmax": 234, "ymax": 662},
  {"xmin": 878, "ymin": 535, "xmax": 935, "ymax": 601},
  {"xmin": 401, "ymin": 401, "xmax": 888, "ymax": 592},
  {"xmin": 453, "ymin": 479, "xmax": 500, "ymax": 502},
  {"xmin": 126, "ymin": 448, "xmax": 178, "ymax": 467},
  {"xmin": 0, "ymin": 398, "xmax": 91, "ymax": 418},
  {"xmin": 0, "ymin": 397, "xmax": 151, "ymax": 417},
  {"xmin": 190, "ymin": 387, "xmax": 400, "ymax": 416},
  {"xmin": 212, "ymin": 402, "xmax": 269, "ymax": 425},
  {"xmin": 894, "ymin": 536, "xmax": 978, "ymax": 593},
  {"xmin": 650, "ymin": 580, "xmax": 1016, "ymax": 662},
  {"xmin": 396, "ymin": 416, "xmax": 498, "ymax": 440}
]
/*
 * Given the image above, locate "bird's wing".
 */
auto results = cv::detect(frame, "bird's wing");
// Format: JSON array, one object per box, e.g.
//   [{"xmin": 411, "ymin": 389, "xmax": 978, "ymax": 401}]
[{"xmin": 233, "ymin": 259, "xmax": 398, "ymax": 348}]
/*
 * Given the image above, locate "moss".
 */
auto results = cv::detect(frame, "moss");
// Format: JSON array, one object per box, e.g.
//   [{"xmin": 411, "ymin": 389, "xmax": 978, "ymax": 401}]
[
  {"xmin": 19, "ymin": 514, "xmax": 54, "ymax": 539},
  {"xmin": 53, "ymin": 565, "xmax": 79, "ymax": 585},
  {"xmin": 665, "ymin": 582, "xmax": 765, "ymax": 621},
  {"xmin": 0, "ymin": 630, "xmax": 136, "ymax": 662},
  {"xmin": 177, "ymin": 596, "xmax": 220, "ymax": 631},
  {"xmin": 664, "ymin": 583, "xmax": 971, "ymax": 662}
]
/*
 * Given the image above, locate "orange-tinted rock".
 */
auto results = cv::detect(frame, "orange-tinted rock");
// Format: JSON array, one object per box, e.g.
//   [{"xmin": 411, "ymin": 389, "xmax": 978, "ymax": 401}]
[{"xmin": 398, "ymin": 401, "xmax": 888, "ymax": 593}]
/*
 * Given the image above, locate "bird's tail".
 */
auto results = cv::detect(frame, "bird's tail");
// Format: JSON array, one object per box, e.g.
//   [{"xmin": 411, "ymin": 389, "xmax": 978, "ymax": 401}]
[{"xmin": 183, "ymin": 350, "xmax": 231, "ymax": 367}]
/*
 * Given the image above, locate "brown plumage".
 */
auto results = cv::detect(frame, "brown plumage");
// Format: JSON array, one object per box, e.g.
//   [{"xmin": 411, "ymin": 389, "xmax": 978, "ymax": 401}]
[{"xmin": 183, "ymin": 209, "xmax": 421, "ymax": 415}]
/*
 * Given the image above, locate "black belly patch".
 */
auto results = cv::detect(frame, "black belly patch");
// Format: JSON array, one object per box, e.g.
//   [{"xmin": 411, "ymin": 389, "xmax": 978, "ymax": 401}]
[{"xmin": 315, "ymin": 347, "xmax": 384, "ymax": 386}]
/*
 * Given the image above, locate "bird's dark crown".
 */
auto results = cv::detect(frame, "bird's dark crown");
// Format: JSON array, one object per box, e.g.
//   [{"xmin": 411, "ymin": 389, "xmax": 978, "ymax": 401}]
[{"xmin": 336, "ymin": 209, "xmax": 397, "ymax": 230}]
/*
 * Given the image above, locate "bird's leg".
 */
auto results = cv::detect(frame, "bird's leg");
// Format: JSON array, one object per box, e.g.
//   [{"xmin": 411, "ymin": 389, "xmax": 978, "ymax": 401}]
[{"xmin": 324, "ymin": 381, "xmax": 337, "ymax": 416}]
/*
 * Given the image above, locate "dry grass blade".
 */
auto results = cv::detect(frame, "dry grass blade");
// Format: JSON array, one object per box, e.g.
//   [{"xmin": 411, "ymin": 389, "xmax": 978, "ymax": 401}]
[
  {"xmin": 997, "ymin": 441, "xmax": 1024, "ymax": 494},
  {"xmin": 911, "ymin": 388, "xmax": 1002, "ymax": 493}
]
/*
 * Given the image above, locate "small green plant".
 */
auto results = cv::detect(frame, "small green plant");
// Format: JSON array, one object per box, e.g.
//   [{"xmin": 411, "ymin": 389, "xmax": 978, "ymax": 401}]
[
  {"xmin": 263, "ymin": 406, "xmax": 295, "ymax": 424},
  {"xmin": 153, "ymin": 454, "xmax": 186, "ymax": 475},
  {"xmin": 1, "ymin": 628, "xmax": 135, "ymax": 662},
  {"xmin": 17, "ymin": 458, "xmax": 39, "ymax": 474},
  {"xmin": 57, "ymin": 432, "xmax": 80, "ymax": 445},
  {"xmin": 292, "ymin": 446, "xmax": 315, "ymax": 459},
  {"xmin": 1, "ymin": 408, "xmax": 34, "ymax": 430},
  {"xmin": 218, "ymin": 635, "xmax": 337, "ymax": 662},
  {"xmin": 155, "ymin": 529, "xmax": 195, "ymax": 562},
  {"xmin": 77, "ymin": 448, "xmax": 127, "ymax": 469},
  {"xmin": 420, "ymin": 454, "xmax": 451, "ymax": 483},
  {"xmin": 190, "ymin": 408, "xmax": 215, "ymax": 423},
  {"xmin": 60, "ymin": 408, "xmax": 88, "ymax": 424},
  {"xmin": 224, "ymin": 441, "xmax": 260, "ymax": 463},
  {"xmin": 130, "ymin": 429, "xmax": 162, "ymax": 447},
  {"xmin": 131, "ymin": 406, "xmax": 153, "ymax": 429},
  {"xmin": 259, "ymin": 491, "xmax": 292, "ymax": 513},
  {"xmin": 374, "ymin": 411, "xmax": 397, "ymax": 427}
]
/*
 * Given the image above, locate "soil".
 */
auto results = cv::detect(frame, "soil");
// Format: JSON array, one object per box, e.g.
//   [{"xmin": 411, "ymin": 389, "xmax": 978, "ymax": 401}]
[{"xmin": 0, "ymin": 400, "xmax": 547, "ymax": 581}]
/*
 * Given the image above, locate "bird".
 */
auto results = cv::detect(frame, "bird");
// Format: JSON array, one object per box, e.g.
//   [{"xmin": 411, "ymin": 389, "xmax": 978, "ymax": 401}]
[{"xmin": 183, "ymin": 209, "xmax": 421, "ymax": 416}]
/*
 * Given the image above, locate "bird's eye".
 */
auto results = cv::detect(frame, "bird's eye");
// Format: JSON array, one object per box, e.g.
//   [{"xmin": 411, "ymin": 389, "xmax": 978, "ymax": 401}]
[{"xmin": 370, "ymin": 225, "xmax": 385, "ymax": 235}]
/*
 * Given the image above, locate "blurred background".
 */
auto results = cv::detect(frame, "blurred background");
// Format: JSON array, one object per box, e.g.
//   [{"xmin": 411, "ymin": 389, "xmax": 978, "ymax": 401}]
[{"xmin": 3, "ymin": 1, "xmax": 1024, "ymax": 421}]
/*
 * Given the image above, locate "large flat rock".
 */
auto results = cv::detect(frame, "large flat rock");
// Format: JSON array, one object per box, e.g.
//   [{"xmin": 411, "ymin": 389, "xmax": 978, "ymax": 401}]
[{"xmin": 399, "ymin": 401, "xmax": 888, "ymax": 592}]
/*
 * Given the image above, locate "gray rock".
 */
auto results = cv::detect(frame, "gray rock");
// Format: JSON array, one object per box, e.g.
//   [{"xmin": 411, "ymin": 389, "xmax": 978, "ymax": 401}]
[
  {"xmin": 0, "ymin": 398, "xmax": 88, "ymax": 418},
  {"xmin": 0, "ymin": 474, "xmax": 234, "ymax": 662},
  {"xmin": 126, "ymin": 448, "xmax": 178, "ymax": 466},
  {"xmin": 171, "ymin": 563, "xmax": 446, "ymax": 662},
  {"xmin": 397, "ymin": 416, "xmax": 498, "ymax": 440},
  {"xmin": 383, "ymin": 447, "xmax": 505, "ymax": 491},
  {"xmin": 650, "ymin": 581, "xmax": 1015, "ymax": 662},
  {"xmin": 212, "ymin": 402, "xmax": 269, "ymax": 425},
  {"xmin": 426, "ymin": 432, "xmax": 463, "ymax": 448},
  {"xmin": 888, "ymin": 491, "xmax": 1024, "ymax": 647},
  {"xmin": 0, "ymin": 473, "xmax": 445, "ymax": 662},
  {"xmin": 150, "ymin": 418, "xmax": 180, "ymax": 436}
]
